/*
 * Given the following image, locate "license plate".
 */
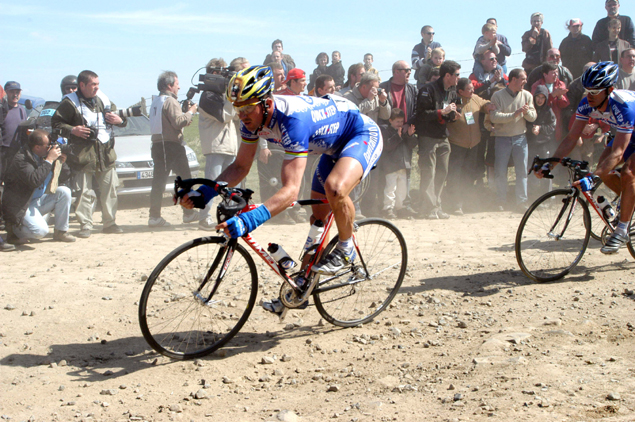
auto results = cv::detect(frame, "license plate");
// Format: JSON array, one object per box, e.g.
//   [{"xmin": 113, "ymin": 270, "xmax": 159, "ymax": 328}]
[{"xmin": 137, "ymin": 170, "xmax": 153, "ymax": 179}]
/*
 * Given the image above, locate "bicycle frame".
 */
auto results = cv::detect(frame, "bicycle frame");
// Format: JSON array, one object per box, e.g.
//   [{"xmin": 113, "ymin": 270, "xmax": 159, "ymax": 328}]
[{"xmin": 581, "ymin": 188, "xmax": 616, "ymax": 234}]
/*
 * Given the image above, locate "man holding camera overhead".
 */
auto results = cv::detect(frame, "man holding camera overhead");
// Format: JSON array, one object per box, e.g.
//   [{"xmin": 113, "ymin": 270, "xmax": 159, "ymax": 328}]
[
  {"xmin": 2, "ymin": 129, "xmax": 76, "ymax": 245},
  {"xmin": 148, "ymin": 71, "xmax": 198, "ymax": 228},
  {"xmin": 52, "ymin": 70, "xmax": 127, "ymax": 238}
]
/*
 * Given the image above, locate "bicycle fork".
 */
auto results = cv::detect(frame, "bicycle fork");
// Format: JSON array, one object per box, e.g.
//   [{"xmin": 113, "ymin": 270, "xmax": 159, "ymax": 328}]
[
  {"xmin": 548, "ymin": 191, "xmax": 580, "ymax": 240},
  {"xmin": 194, "ymin": 239, "xmax": 237, "ymax": 306}
]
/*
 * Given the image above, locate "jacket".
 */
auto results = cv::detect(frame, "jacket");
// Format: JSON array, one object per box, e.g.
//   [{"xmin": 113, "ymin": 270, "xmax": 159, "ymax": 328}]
[
  {"xmin": 531, "ymin": 77, "xmax": 570, "ymax": 140},
  {"xmin": 413, "ymin": 77, "xmax": 459, "ymax": 139},
  {"xmin": 559, "ymin": 33, "xmax": 594, "ymax": 79},
  {"xmin": 378, "ymin": 77, "xmax": 418, "ymax": 126},
  {"xmin": 447, "ymin": 94, "xmax": 490, "ymax": 149},
  {"xmin": 521, "ymin": 28, "xmax": 553, "ymax": 71},
  {"xmin": 527, "ymin": 65, "xmax": 573, "ymax": 91},
  {"xmin": 473, "ymin": 34, "xmax": 512, "ymax": 66},
  {"xmin": 526, "ymin": 85, "xmax": 556, "ymax": 145},
  {"xmin": 379, "ymin": 124, "xmax": 417, "ymax": 174},
  {"xmin": 151, "ymin": 91, "xmax": 193, "ymax": 145},
  {"xmin": 198, "ymin": 99, "xmax": 239, "ymax": 157},
  {"xmin": 490, "ymin": 87, "xmax": 537, "ymax": 137},
  {"xmin": 592, "ymin": 39, "xmax": 632, "ymax": 63},
  {"xmin": 263, "ymin": 53, "xmax": 296, "ymax": 72},
  {"xmin": 51, "ymin": 92, "xmax": 126, "ymax": 173},
  {"xmin": 342, "ymin": 85, "xmax": 391, "ymax": 123},
  {"xmin": 469, "ymin": 69, "xmax": 508, "ymax": 100},
  {"xmin": 592, "ymin": 15, "xmax": 635, "ymax": 47},
  {"xmin": 411, "ymin": 40, "xmax": 442, "ymax": 69},
  {"xmin": 2, "ymin": 146, "xmax": 70, "ymax": 226},
  {"xmin": 326, "ymin": 61, "xmax": 345, "ymax": 87},
  {"xmin": 308, "ymin": 66, "xmax": 329, "ymax": 92}
]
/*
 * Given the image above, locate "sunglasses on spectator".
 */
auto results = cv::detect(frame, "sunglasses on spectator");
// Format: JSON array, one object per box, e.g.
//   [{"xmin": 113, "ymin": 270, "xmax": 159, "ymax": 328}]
[
  {"xmin": 584, "ymin": 88, "xmax": 606, "ymax": 96},
  {"xmin": 234, "ymin": 104, "xmax": 258, "ymax": 114},
  {"xmin": 486, "ymin": 57, "xmax": 497, "ymax": 61},
  {"xmin": 397, "ymin": 68, "xmax": 412, "ymax": 73},
  {"xmin": 426, "ymin": 32, "xmax": 435, "ymax": 35}
]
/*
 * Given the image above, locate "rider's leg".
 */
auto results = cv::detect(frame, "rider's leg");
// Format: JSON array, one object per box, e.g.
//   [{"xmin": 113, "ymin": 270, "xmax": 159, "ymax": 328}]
[
  {"xmin": 322, "ymin": 157, "xmax": 363, "ymax": 241},
  {"xmin": 618, "ymin": 157, "xmax": 635, "ymax": 227},
  {"xmin": 594, "ymin": 145, "xmax": 622, "ymax": 195}
]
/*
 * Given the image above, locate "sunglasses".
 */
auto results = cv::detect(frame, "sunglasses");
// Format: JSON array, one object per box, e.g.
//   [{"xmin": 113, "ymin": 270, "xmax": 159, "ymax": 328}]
[
  {"xmin": 487, "ymin": 57, "xmax": 497, "ymax": 61},
  {"xmin": 426, "ymin": 32, "xmax": 435, "ymax": 35},
  {"xmin": 584, "ymin": 88, "xmax": 606, "ymax": 96},
  {"xmin": 234, "ymin": 103, "xmax": 258, "ymax": 114},
  {"xmin": 397, "ymin": 68, "xmax": 412, "ymax": 73}
]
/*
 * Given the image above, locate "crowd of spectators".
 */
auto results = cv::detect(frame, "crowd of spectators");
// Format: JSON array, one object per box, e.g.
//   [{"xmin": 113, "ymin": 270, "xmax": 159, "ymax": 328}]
[{"xmin": 2, "ymin": 1, "xmax": 635, "ymax": 250}]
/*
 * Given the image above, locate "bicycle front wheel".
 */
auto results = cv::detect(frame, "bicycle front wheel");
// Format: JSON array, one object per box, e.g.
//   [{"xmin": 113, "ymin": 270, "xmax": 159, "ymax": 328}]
[
  {"xmin": 139, "ymin": 237, "xmax": 258, "ymax": 360},
  {"xmin": 515, "ymin": 189, "xmax": 591, "ymax": 282},
  {"xmin": 313, "ymin": 218, "xmax": 407, "ymax": 327}
]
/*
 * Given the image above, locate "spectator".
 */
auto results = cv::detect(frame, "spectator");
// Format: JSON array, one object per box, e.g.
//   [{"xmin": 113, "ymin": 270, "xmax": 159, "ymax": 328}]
[
  {"xmin": 526, "ymin": 85, "xmax": 557, "ymax": 199},
  {"xmin": 562, "ymin": 62, "xmax": 596, "ymax": 140},
  {"xmin": 415, "ymin": 47, "xmax": 445, "ymax": 90},
  {"xmin": 476, "ymin": 18, "xmax": 512, "ymax": 73},
  {"xmin": 412, "ymin": 25, "xmax": 442, "ymax": 73},
  {"xmin": 338, "ymin": 63, "xmax": 365, "ymax": 96},
  {"xmin": 414, "ymin": 60, "xmax": 461, "ymax": 219},
  {"xmin": 379, "ymin": 60, "xmax": 418, "ymax": 126},
  {"xmin": 445, "ymin": 78, "xmax": 494, "ymax": 215},
  {"xmin": 617, "ymin": 48, "xmax": 635, "ymax": 90},
  {"xmin": 60, "ymin": 75, "xmax": 78, "ymax": 96},
  {"xmin": 380, "ymin": 108, "xmax": 417, "ymax": 219},
  {"xmin": 262, "ymin": 39, "xmax": 295, "ymax": 75},
  {"xmin": 592, "ymin": 0, "xmax": 635, "ymax": 48},
  {"xmin": 268, "ymin": 62, "xmax": 287, "ymax": 91},
  {"xmin": 198, "ymin": 59, "xmax": 240, "ymax": 230},
  {"xmin": 593, "ymin": 18, "xmax": 631, "ymax": 63},
  {"xmin": 473, "ymin": 23, "xmax": 511, "ymax": 76},
  {"xmin": 559, "ymin": 18, "xmax": 594, "ymax": 79},
  {"xmin": 527, "ymin": 48, "xmax": 574, "ymax": 89},
  {"xmin": 51, "ymin": 70, "xmax": 127, "ymax": 238},
  {"xmin": 469, "ymin": 51, "xmax": 509, "ymax": 188},
  {"xmin": 343, "ymin": 72, "xmax": 391, "ymax": 123},
  {"xmin": 327, "ymin": 51, "xmax": 345, "ymax": 89},
  {"xmin": 2, "ymin": 129, "xmax": 76, "ymax": 244},
  {"xmin": 490, "ymin": 68, "xmax": 537, "ymax": 211},
  {"xmin": 530, "ymin": 62, "xmax": 570, "ymax": 141},
  {"xmin": 230, "ymin": 57, "xmax": 250, "ymax": 71},
  {"xmin": 1, "ymin": 81, "xmax": 27, "ymax": 199},
  {"xmin": 363, "ymin": 53, "xmax": 380, "ymax": 79},
  {"xmin": 314, "ymin": 74, "xmax": 336, "ymax": 97},
  {"xmin": 147, "ymin": 71, "xmax": 198, "ymax": 228},
  {"xmin": 308, "ymin": 52, "xmax": 329, "ymax": 93},
  {"xmin": 521, "ymin": 13, "xmax": 553, "ymax": 74},
  {"xmin": 429, "ymin": 68, "xmax": 441, "ymax": 83},
  {"xmin": 277, "ymin": 68, "xmax": 306, "ymax": 96}
]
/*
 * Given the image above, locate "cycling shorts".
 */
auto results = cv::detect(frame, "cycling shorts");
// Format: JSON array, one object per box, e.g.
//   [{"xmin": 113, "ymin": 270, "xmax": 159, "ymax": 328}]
[{"xmin": 311, "ymin": 116, "xmax": 383, "ymax": 195}]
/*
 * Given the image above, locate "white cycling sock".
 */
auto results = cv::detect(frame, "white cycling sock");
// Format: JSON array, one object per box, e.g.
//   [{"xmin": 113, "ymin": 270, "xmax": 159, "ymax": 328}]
[
  {"xmin": 615, "ymin": 221, "xmax": 629, "ymax": 237},
  {"xmin": 337, "ymin": 237, "xmax": 354, "ymax": 256}
]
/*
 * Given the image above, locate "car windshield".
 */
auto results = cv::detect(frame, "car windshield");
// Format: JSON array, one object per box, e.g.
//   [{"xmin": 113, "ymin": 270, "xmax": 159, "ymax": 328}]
[{"xmin": 113, "ymin": 115, "xmax": 151, "ymax": 137}]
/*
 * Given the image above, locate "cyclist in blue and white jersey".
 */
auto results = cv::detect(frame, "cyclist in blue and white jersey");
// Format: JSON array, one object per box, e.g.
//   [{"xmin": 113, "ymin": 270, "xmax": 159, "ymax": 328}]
[
  {"xmin": 179, "ymin": 65, "xmax": 383, "ymax": 280},
  {"xmin": 538, "ymin": 61, "xmax": 635, "ymax": 253}
]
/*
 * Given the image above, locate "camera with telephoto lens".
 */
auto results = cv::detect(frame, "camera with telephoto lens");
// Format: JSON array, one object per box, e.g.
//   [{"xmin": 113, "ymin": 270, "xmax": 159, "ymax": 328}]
[
  {"xmin": 181, "ymin": 66, "xmax": 236, "ymax": 113},
  {"xmin": 47, "ymin": 129, "xmax": 70, "ymax": 155},
  {"xmin": 103, "ymin": 104, "xmax": 143, "ymax": 119}
]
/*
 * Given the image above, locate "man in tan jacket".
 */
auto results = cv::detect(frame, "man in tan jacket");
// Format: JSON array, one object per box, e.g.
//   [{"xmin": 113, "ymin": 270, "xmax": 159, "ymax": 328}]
[{"xmin": 148, "ymin": 71, "xmax": 198, "ymax": 227}]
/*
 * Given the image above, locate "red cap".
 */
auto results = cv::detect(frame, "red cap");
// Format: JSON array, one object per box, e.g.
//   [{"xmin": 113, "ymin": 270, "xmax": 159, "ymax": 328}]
[{"xmin": 284, "ymin": 68, "xmax": 306, "ymax": 83}]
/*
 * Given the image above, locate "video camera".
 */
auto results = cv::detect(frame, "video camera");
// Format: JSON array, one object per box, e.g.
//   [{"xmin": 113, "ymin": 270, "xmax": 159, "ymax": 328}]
[{"xmin": 181, "ymin": 67, "xmax": 236, "ymax": 113}]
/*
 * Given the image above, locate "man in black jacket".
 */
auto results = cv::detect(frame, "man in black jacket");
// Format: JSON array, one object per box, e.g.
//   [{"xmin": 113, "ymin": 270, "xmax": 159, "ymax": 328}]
[
  {"xmin": 2, "ymin": 129, "xmax": 76, "ymax": 244},
  {"xmin": 414, "ymin": 60, "xmax": 461, "ymax": 219}
]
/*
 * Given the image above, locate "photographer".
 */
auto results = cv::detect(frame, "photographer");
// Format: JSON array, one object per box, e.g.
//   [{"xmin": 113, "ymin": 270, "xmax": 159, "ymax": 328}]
[
  {"xmin": 414, "ymin": 60, "xmax": 461, "ymax": 220},
  {"xmin": 343, "ymin": 72, "xmax": 390, "ymax": 123},
  {"xmin": 197, "ymin": 59, "xmax": 239, "ymax": 230},
  {"xmin": 52, "ymin": 70, "xmax": 127, "ymax": 238},
  {"xmin": 2, "ymin": 129, "xmax": 75, "ymax": 244},
  {"xmin": 148, "ymin": 71, "xmax": 198, "ymax": 228}
]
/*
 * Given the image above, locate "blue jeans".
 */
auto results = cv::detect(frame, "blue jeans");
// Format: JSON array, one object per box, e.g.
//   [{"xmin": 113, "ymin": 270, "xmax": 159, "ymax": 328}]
[
  {"xmin": 14, "ymin": 186, "xmax": 72, "ymax": 239},
  {"xmin": 495, "ymin": 134, "xmax": 528, "ymax": 205}
]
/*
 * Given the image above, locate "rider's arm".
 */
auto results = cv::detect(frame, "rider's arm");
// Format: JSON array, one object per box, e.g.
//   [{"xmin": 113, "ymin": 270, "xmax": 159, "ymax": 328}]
[
  {"xmin": 216, "ymin": 142, "xmax": 257, "ymax": 187},
  {"xmin": 595, "ymin": 132, "xmax": 631, "ymax": 178},
  {"xmin": 551, "ymin": 118, "xmax": 587, "ymax": 166},
  {"xmin": 262, "ymin": 156, "xmax": 307, "ymax": 217}
]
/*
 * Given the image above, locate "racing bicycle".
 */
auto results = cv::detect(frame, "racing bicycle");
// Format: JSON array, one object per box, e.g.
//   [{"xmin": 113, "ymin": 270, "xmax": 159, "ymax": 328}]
[
  {"xmin": 515, "ymin": 156, "xmax": 635, "ymax": 282},
  {"xmin": 138, "ymin": 178, "xmax": 407, "ymax": 359}
]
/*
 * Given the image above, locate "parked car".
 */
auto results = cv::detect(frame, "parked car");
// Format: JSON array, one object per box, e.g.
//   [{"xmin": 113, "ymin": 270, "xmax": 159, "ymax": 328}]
[{"xmin": 15, "ymin": 101, "xmax": 200, "ymax": 196}]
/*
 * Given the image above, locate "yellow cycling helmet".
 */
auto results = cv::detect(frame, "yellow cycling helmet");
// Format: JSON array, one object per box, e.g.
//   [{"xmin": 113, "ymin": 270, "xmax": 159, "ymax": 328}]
[{"xmin": 226, "ymin": 66, "xmax": 274, "ymax": 105}]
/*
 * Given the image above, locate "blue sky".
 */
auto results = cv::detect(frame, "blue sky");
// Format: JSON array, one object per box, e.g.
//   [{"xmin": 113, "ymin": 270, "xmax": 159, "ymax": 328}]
[{"xmin": 1, "ymin": 1, "xmax": 630, "ymax": 108}]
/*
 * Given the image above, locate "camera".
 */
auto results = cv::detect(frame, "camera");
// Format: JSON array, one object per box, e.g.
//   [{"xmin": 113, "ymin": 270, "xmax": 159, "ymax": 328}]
[
  {"xmin": 377, "ymin": 88, "xmax": 384, "ymax": 95},
  {"xmin": 104, "ymin": 105, "xmax": 143, "ymax": 119},
  {"xmin": 47, "ymin": 129, "xmax": 70, "ymax": 155},
  {"xmin": 450, "ymin": 97, "xmax": 463, "ymax": 113},
  {"xmin": 181, "ymin": 66, "xmax": 236, "ymax": 113}
]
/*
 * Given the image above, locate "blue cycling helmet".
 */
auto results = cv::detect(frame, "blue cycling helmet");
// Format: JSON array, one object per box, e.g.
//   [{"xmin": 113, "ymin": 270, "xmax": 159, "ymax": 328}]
[{"xmin": 581, "ymin": 61, "xmax": 619, "ymax": 90}]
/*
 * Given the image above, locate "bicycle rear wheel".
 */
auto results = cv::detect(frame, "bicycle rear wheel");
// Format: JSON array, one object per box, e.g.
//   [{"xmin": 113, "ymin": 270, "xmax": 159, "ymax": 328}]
[
  {"xmin": 515, "ymin": 189, "xmax": 591, "ymax": 282},
  {"xmin": 139, "ymin": 237, "xmax": 258, "ymax": 359},
  {"xmin": 313, "ymin": 218, "xmax": 407, "ymax": 327}
]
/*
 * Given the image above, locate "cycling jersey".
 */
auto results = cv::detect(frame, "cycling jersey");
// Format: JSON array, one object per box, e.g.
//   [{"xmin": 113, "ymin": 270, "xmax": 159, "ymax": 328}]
[
  {"xmin": 575, "ymin": 89, "xmax": 635, "ymax": 134},
  {"xmin": 240, "ymin": 95, "xmax": 383, "ymax": 192}
]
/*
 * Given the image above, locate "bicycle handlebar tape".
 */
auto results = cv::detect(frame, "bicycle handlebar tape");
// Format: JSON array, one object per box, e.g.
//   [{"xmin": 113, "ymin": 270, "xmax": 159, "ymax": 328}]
[{"xmin": 227, "ymin": 205, "xmax": 271, "ymax": 238}]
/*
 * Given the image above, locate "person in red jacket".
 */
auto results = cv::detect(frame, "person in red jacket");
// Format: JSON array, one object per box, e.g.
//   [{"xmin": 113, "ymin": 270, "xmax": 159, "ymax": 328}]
[{"xmin": 531, "ymin": 62, "xmax": 570, "ymax": 141}]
